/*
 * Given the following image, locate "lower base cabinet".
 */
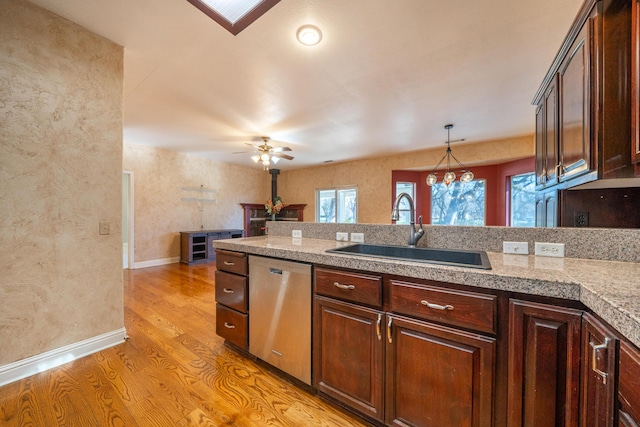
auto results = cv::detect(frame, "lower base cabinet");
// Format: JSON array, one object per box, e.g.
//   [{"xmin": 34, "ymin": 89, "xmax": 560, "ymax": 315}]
[
  {"xmin": 385, "ymin": 315, "xmax": 495, "ymax": 427},
  {"xmin": 619, "ymin": 341, "xmax": 640, "ymax": 426},
  {"xmin": 580, "ymin": 313, "xmax": 618, "ymax": 427},
  {"xmin": 314, "ymin": 296, "xmax": 384, "ymax": 422},
  {"xmin": 507, "ymin": 299, "xmax": 582, "ymax": 427}
]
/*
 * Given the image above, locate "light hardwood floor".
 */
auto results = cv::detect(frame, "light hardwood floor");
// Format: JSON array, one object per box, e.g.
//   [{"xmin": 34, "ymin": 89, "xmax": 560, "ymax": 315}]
[{"xmin": 0, "ymin": 262, "xmax": 370, "ymax": 426}]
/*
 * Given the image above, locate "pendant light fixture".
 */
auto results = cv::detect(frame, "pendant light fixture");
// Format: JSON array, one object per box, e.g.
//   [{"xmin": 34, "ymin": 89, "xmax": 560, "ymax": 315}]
[{"xmin": 425, "ymin": 124, "xmax": 474, "ymax": 187}]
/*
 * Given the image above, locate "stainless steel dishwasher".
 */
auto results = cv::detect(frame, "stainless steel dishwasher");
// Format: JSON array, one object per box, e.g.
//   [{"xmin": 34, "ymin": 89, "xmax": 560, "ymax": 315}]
[{"xmin": 248, "ymin": 255, "xmax": 312, "ymax": 385}]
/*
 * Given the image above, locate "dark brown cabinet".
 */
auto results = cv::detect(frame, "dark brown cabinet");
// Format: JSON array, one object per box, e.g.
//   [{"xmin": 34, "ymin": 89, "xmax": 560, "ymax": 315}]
[
  {"xmin": 180, "ymin": 229, "xmax": 243, "ymax": 264},
  {"xmin": 507, "ymin": 300, "xmax": 583, "ymax": 427},
  {"xmin": 618, "ymin": 340, "xmax": 640, "ymax": 426},
  {"xmin": 535, "ymin": 188, "xmax": 559, "ymax": 227},
  {"xmin": 580, "ymin": 313, "xmax": 619, "ymax": 427},
  {"xmin": 534, "ymin": 0, "xmax": 635, "ymax": 226},
  {"xmin": 633, "ymin": 0, "xmax": 640, "ymax": 175},
  {"xmin": 314, "ymin": 296, "xmax": 385, "ymax": 422},
  {"xmin": 385, "ymin": 314, "xmax": 495, "ymax": 427},
  {"xmin": 241, "ymin": 203, "xmax": 306, "ymax": 237},
  {"xmin": 214, "ymin": 250, "xmax": 249, "ymax": 349}
]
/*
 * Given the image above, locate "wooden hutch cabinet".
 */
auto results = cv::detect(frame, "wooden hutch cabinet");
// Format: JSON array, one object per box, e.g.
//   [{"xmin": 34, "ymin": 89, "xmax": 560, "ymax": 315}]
[{"xmin": 240, "ymin": 203, "xmax": 305, "ymax": 237}]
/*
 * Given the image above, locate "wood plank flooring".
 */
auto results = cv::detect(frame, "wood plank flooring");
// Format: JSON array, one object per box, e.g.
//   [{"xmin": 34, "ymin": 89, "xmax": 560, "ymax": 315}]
[{"xmin": 0, "ymin": 263, "xmax": 370, "ymax": 426}]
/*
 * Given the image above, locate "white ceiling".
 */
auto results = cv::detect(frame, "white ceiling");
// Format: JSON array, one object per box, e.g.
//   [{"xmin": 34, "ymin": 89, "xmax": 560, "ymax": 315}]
[{"xmin": 31, "ymin": 0, "xmax": 583, "ymax": 170}]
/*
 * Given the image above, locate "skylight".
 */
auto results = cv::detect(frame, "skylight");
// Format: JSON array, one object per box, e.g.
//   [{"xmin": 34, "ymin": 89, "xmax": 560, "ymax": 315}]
[{"xmin": 186, "ymin": 0, "xmax": 280, "ymax": 35}]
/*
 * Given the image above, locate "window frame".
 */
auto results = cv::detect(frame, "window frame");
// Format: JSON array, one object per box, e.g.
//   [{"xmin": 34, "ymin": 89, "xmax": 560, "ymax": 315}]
[{"xmin": 316, "ymin": 186, "xmax": 358, "ymax": 224}]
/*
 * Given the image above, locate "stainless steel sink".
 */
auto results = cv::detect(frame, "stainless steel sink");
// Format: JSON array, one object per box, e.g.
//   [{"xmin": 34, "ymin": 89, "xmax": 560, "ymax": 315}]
[{"xmin": 326, "ymin": 243, "xmax": 491, "ymax": 269}]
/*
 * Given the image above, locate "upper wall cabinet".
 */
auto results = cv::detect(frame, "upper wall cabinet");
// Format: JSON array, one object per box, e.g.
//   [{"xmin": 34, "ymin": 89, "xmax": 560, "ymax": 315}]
[
  {"xmin": 633, "ymin": 0, "xmax": 640, "ymax": 174},
  {"xmin": 534, "ymin": 0, "xmax": 634, "ymax": 191}
]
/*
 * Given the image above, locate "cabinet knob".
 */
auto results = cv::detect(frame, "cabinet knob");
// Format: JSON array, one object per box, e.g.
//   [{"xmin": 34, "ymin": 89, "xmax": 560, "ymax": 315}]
[{"xmin": 420, "ymin": 300, "xmax": 454, "ymax": 311}]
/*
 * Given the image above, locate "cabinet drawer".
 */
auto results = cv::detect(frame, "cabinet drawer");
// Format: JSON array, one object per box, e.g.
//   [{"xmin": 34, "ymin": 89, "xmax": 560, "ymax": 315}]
[
  {"xmin": 215, "ymin": 271, "xmax": 247, "ymax": 313},
  {"xmin": 315, "ymin": 267, "xmax": 382, "ymax": 307},
  {"xmin": 619, "ymin": 340, "xmax": 640, "ymax": 423},
  {"xmin": 216, "ymin": 303, "xmax": 248, "ymax": 349},
  {"xmin": 216, "ymin": 250, "xmax": 247, "ymax": 275},
  {"xmin": 389, "ymin": 280, "xmax": 497, "ymax": 335}
]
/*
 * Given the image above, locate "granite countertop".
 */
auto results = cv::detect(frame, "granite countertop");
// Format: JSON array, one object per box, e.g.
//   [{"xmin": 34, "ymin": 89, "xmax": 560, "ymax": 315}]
[{"xmin": 213, "ymin": 235, "xmax": 640, "ymax": 348}]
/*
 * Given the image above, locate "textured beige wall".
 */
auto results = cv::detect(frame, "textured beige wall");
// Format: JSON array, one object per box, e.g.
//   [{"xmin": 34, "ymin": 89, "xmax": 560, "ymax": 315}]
[
  {"xmin": 0, "ymin": 0, "xmax": 124, "ymax": 364},
  {"xmin": 123, "ymin": 144, "xmax": 269, "ymax": 263},
  {"xmin": 279, "ymin": 135, "xmax": 533, "ymax": 224}
]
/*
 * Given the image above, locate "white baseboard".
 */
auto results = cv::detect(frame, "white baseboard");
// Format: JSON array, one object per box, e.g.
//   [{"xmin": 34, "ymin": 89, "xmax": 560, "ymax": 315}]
[
  {"xmin": 133, "ymin": 256, "xmax": 180, "ymax": 269},
  {"xmin": 0, "ymin": 327, "xmax": 127, "ymax": 387}
]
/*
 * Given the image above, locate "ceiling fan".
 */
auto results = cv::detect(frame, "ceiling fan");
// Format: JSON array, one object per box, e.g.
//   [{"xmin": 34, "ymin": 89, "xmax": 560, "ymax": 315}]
[{"xmin": 238, "ymin": 136, "xmax": 294, "ymax": 170}]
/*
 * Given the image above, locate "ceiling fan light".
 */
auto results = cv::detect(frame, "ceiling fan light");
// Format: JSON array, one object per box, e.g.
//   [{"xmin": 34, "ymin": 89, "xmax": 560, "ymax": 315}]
[
  {"xmin": 251, "ymin": 154, "xmax": 260, "ymax": 163},
  {"xmin": 271, "ymin": 156, "xmax": 280, "ymax": 164},
  {"xmin": 260, "ymin": 153, "xmax": 270, "ymax": 162}
]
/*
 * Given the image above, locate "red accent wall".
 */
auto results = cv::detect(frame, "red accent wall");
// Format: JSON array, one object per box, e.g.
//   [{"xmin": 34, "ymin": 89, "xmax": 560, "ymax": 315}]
[{"xmin": 392, "ymin": 157, "xmax": 534, "ymax": 226}]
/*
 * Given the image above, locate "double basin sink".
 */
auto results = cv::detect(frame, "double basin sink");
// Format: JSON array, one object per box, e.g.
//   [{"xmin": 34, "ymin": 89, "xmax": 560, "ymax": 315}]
[{"xmin": 326, "ymin": 243, "xmax": 491, "ymax": 270}]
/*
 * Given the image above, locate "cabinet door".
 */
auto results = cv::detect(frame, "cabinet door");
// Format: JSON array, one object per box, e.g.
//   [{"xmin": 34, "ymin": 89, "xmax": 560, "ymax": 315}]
[
  {"xmin": 313, "ymin": 296, "xmax": 385, "ymax": 422},
  {"xmin": 385, "ymin": 315, "xmax": 495, "ymax": 427},
  {"xmin": 507, "ymin": 300, "xmax": 582, "ymax": 427},
  {"xmin": 544, "ymin": 78, "xmax": 559, "ymax": 187},
  {"xmin": 559, "ymin": 20, "xmax": 591, "ymax": 181},
  {"xmin": 633, "ymin": 0, "xmax": 640, "ymax": 174},
  {"xmin": 580, "ymin": 313, "xmax": 618, "ymax": 427},
  {"xmin": 619, "ymin": 340, "xmax": 640, "ymax": 427},
  {"xmin": 535, "ymin": 103, "xmax": 547, "ymax": 188},
  {"xmin": 535, "ymin": 189, "xmax": 559, "ymax": 227}
]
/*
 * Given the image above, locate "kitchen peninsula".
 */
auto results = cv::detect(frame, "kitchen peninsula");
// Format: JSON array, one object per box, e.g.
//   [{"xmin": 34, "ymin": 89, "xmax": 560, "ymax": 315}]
[{"xmin": 214, "ymin": 222, "xmax": 640, "ymax": 427}]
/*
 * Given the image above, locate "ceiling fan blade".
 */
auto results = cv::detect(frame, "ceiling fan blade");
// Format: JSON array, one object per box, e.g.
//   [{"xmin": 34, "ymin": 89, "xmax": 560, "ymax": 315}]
[
  {"xmin": 273, "ymin": 152, "xmax": 294, "ymax": 161},
  {"xmin": 272, "ymin": 146, "xmax": 292, "ymax": 152}
]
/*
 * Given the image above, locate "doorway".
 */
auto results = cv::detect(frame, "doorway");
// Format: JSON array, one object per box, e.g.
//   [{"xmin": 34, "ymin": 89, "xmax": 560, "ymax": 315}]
[{"xmin": 123, "ymin": 171, "xmax": 134, "ymax": 269}]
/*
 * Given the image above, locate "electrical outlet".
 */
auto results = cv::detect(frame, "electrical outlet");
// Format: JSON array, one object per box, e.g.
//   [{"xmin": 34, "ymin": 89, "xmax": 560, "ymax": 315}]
[
  {"xmin": 336, "ymin": 232, "xmax": 349, "ymax": 241},
  {"xmin": 574, "ymin": 211, "xmax": 589, "ymax": 227},
  {"xmin": 503, "ymin": 241, "xmax": 528, "ymax": 255},
  {"xmin": 292, "ymin": 230, "xmax": 302, "ymax": 238},
  {"xmin": 534, "ymin": 242, "xmax": 565, "ymax": 258},
  {"xmin": 350, "ymin": 233, "xmax": 365, "ymax": 243},
  {"xmin": 99, "ymin": 221, "xmax": 110, "ymax": 235}
]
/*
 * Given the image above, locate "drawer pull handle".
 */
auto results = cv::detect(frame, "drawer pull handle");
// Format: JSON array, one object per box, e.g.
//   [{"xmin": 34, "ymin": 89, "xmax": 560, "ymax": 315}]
[
  {"xmin": 223, "ymin": 288, "xmax": 234, "ymax": 294},
  {"xmin": 334, "ymin": 282, "xmax": 355, "ymax": 290},
  {"xmin": 224, "ymin": 322, "xmax": 236, "ymax": 329},
  {"xmin": 590, "ymin": 338, "xmax": 610, "ymax": 384},
  {"xmin": 223, "ymin": 261, "xmax": 235, "ymax": 266},
  {"xmin": 387, "ymin": 317, "xmax": 393, "ymax": 343},
  {"xmin": 420, "ymin": 300, "xmax": 454, "ymax": 311},
  {"xmin": 376, "ymin": 313, "xmax": 382, "ymax": 341}
]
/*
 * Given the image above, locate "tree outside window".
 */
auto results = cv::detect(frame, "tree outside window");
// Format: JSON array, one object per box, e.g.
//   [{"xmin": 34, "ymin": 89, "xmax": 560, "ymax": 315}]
[
  {"xmin": 510, "ymin": 172, "xmax": 536, "ymax": 227},
  {"xmin": 431, "ymin": 180, "xmax": 486, "ymax": 226},
  {"xmin": 394, "ymin": 182, "xmax": 415, "ymax": 225},
  {"xmin": 317, "ymin": 187, "xmax": 357, "ymax": 223}
]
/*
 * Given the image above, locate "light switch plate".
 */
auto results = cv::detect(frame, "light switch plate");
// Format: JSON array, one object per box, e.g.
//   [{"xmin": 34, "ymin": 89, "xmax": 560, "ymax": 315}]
[
  {"xmin": 350, "ymin": 233, "xmax": 364, "ymax": 243},
  {"xmin": 503, "ymin": 241, "xmax": 528, "ymax": 255},
  {"xmin": 99, "ymin": 221, "xmax": 110, "ymax": 235}
]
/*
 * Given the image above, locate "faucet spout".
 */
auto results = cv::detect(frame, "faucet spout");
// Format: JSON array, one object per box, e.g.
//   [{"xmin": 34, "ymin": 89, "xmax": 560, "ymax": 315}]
[{"xmin": 391, "ymin": 192, "xmax": 425, "ymax": 247}]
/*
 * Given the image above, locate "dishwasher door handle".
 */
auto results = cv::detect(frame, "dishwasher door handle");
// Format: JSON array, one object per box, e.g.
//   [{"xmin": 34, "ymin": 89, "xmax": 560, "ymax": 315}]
[{"xmin": 269, "ymin": 268, "xmax": 283, "ymax": 275}]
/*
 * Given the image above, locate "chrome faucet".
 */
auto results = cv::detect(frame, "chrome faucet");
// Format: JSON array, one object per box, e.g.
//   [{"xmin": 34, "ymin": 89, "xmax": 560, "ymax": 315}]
[{"xmin": 391, "ymin": 192, "xmax": 425, "ymax": 247}]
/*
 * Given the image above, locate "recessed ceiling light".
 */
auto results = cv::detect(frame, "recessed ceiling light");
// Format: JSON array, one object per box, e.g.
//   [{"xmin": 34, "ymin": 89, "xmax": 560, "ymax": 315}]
[{"xmin": 297, "ymin": 25, "xmax": 322, "ymax": 46}]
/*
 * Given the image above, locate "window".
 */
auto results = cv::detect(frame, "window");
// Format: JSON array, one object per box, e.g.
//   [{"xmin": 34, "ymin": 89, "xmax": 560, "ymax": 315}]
[
  {"xmin": 317, "ymin": 187, "xmax": 357, "ymax": 223},
  {"xmin": 431, "ymin": 180, "xmax": 486, "ymax": 226},
  {"xmin": 510, "ymin": 172, "xmax": 536, "ymax": 227},
  {"xmin": 394, "ymin": 182, "xmax": 415, "ymax": 225}
]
